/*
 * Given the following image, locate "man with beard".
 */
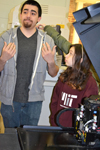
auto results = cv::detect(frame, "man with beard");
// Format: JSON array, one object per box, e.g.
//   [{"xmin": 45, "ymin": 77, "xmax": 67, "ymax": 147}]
[{"xmin": 0, "ymin": 0, "xmax": 59, "ymax": 128}]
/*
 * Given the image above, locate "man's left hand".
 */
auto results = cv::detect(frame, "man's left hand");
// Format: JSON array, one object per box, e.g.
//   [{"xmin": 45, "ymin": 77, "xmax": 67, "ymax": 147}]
[{"xmin": 42, "ymin": 42, "xmax": 56, "ymax": 64}]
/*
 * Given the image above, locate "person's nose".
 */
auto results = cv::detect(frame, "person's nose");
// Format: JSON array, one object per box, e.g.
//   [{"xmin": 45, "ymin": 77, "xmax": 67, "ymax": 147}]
[
  {"xmin": 65, "ymin": 54, "xmax": 69, "ymax": 58},
  {"xmin": 27, "ymin": 12, "xmax": 31, "ymax": 18}
]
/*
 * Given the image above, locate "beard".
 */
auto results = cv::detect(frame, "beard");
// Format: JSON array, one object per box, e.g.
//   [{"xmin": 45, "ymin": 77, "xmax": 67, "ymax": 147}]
[{"xmin": 23, "ymin": 19, "xmax": 33, "ymax": 28}]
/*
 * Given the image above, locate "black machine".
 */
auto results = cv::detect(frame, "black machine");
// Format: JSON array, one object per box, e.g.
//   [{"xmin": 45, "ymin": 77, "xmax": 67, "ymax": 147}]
[
  {"xmin": 17, "ymin": 95, "xmax": 100, "ymax": 150},
  {"xmin": 56, "ymin": 95, "xmax": 100, "ymax": 149}
]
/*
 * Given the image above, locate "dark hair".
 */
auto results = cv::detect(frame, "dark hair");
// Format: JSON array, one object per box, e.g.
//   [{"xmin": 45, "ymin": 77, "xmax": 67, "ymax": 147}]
[
  {"xmin": 20, "ymin": 0, "xmax": 42, "ymax": 17},
  {"xmin": 59, "ymin": 44, "xmax": 91, "ymax": 90}
]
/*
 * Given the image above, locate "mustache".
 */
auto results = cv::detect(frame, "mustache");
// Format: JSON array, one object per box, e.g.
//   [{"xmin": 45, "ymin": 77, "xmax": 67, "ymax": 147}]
[{"xmin": 24, "ymin": 18, "xmax": 33, "ymax": 22}]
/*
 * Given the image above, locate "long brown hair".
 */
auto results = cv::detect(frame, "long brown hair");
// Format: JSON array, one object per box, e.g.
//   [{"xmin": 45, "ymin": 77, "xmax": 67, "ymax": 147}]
[{"xmin": 59, "ymin": 44, "xmax": 91, "ymax": 90}]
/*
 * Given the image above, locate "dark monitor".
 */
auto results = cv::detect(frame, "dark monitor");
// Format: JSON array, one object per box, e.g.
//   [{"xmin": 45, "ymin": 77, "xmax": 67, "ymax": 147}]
[{"xmin": 73, "ymin": 3, "xmax": 100, "ymax": 79}]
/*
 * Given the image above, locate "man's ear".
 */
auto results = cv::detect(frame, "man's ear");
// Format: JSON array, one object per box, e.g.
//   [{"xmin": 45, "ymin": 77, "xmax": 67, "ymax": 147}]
[{"xmin": 38, "ymin": 17, "xmax": 41, "ymax": 23}]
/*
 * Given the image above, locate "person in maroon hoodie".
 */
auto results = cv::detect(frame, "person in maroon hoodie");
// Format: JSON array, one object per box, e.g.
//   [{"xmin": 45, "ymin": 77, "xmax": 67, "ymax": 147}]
[{"xmin": 49, "ymin": 44, "xmax": 98, "ymax": 128}]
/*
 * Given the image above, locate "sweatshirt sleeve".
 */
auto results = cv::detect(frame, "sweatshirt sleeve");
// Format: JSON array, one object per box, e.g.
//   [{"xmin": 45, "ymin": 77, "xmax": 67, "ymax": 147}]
[
  {"xmin": 84, "ymin": 74, "xmax": 98, "ymax": 98},
  {"xmin": 50, "ymin": 79, "xmax": 61, "ymax": 126},
  {"xmin": 44, "ymin": 25, "xmax": 71, "ymax": 54}
]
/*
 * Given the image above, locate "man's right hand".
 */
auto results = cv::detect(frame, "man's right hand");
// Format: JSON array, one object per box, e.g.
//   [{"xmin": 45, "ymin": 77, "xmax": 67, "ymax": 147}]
[{"xmin": 0, "ymin": 41, "xmax": 16, "ymax": 63}]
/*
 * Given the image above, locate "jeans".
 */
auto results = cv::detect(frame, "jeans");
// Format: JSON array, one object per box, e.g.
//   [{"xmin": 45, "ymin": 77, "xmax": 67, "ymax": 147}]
[{"xmin": 1, "ymin": 101, "xmax": 42, "ymax": 128}]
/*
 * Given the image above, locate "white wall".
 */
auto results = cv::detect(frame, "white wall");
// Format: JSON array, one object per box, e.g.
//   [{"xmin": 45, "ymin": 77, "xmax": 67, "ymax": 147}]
[
  {"xmin": 0, "ymin": 0, "xmax": 24, "ymax": 34},
  {"xmin": 0, "ymin": 0, "xmax": 70, "ymax": 37}
]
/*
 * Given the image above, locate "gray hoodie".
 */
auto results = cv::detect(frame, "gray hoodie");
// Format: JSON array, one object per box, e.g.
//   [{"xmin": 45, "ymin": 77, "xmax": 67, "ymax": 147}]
[{"xmin": 0, "ymin": 27, "xmax": 55, "ymax": 105}]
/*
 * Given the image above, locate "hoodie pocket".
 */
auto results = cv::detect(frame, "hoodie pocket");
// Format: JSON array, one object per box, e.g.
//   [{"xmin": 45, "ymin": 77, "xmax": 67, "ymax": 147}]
[
  {"xmin": 0, "ymin": 75, "xmax": 15, "ymax": 98},
  {"xmin": 34, "ymin": 68, "xmax": 45, "ymax": 93},
  {"xmin": 31, "ymin": 58, "xmax": 47, "ymax": 93}
]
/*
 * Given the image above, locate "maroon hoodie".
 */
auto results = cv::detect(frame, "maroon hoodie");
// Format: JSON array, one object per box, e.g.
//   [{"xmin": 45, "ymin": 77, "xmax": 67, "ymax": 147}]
[{"xmin": 50, "ymin": 72, "xmax": 98, "ymax": 127}]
